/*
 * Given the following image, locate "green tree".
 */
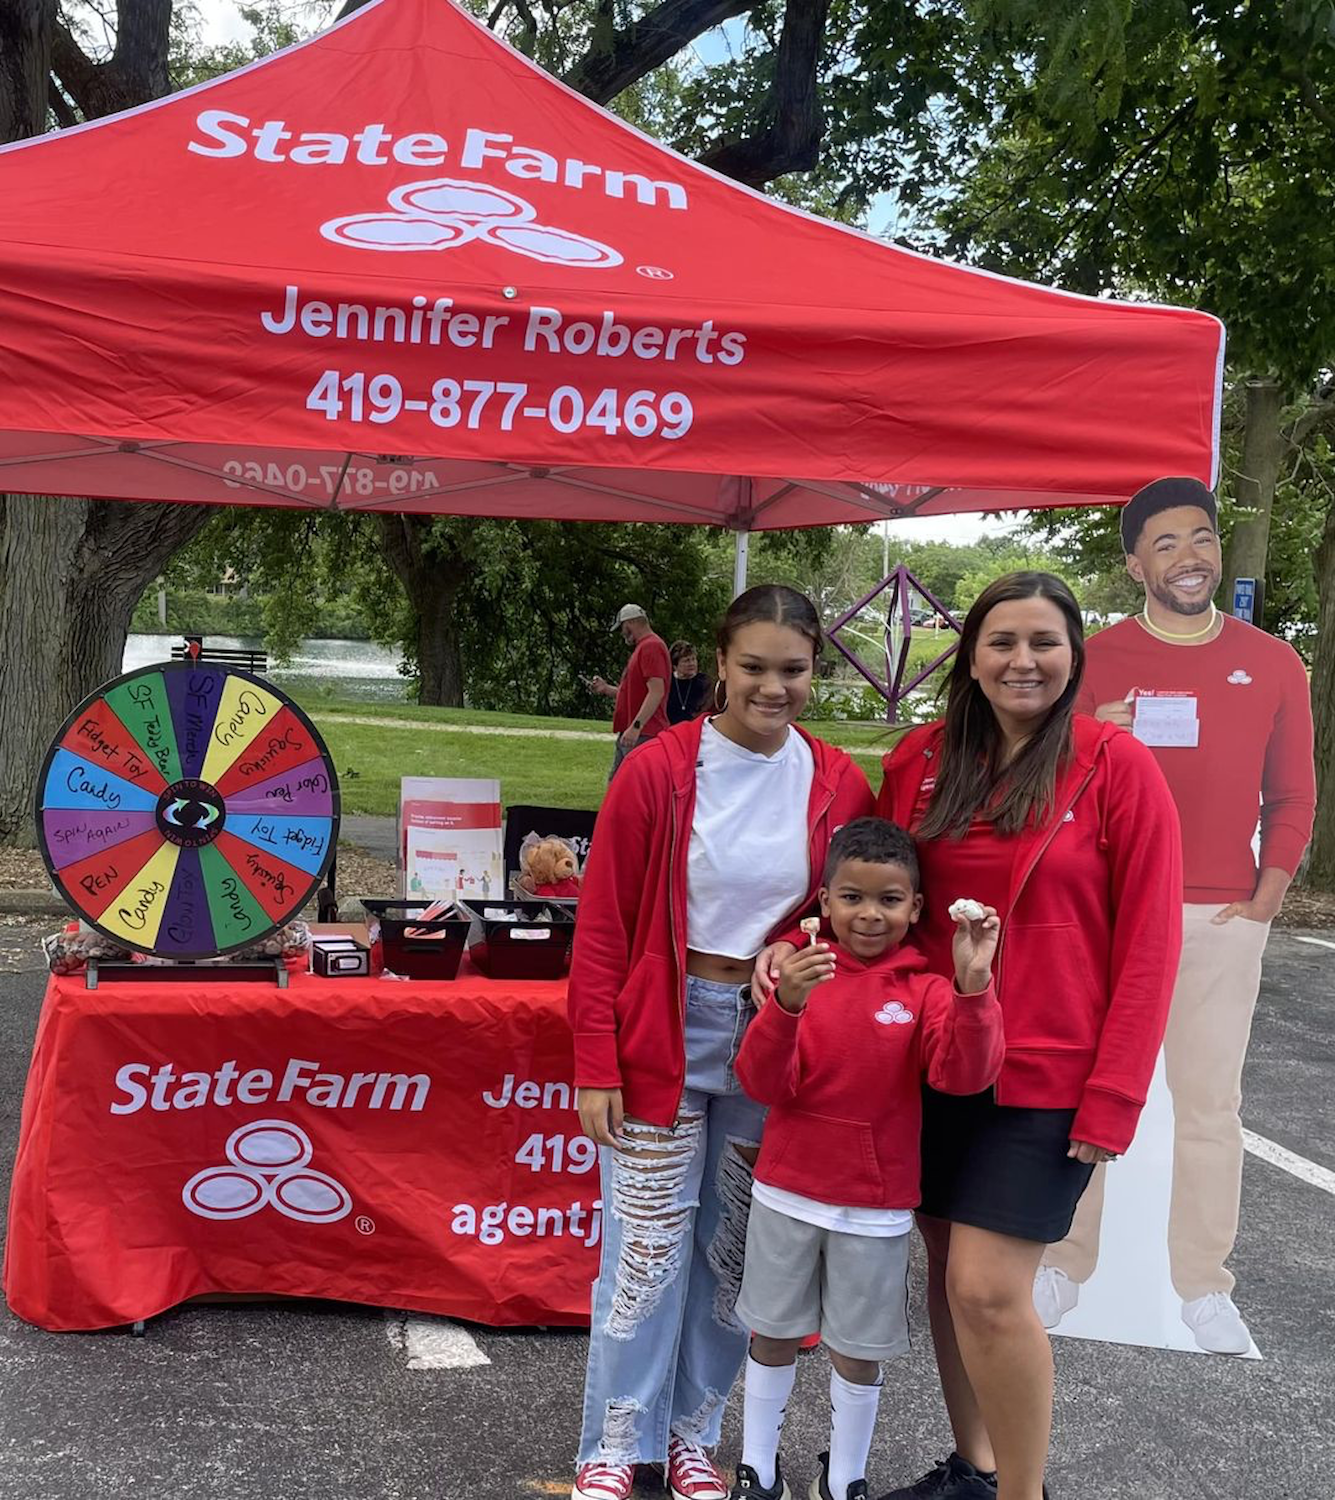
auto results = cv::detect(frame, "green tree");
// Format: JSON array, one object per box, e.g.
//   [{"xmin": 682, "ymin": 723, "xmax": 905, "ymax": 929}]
[
  {"xmin": 942, "ymin": 1, "xmax": 1335, "ymax": 593},
  {"xmin": 151, "ymin": 507, "xmax": 731, "ymax": 712},
  {"xmin": 951, "ymin": 544, "xmax": 1069, "ymax": 613},
  {"xmin": 941, "ymin": 0, "xmax": 1335, "ymax": 883}
]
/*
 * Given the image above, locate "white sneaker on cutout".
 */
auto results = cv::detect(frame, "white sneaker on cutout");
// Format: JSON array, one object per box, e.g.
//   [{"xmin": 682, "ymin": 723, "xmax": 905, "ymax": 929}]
[
  {"xmin": 1032, "ymin": 1266, "xmax": 1080, "ymax": 1330},
  {"xmin": 1181, "ymin": 1292, "xmax": 1252, "ymax": 1354}
]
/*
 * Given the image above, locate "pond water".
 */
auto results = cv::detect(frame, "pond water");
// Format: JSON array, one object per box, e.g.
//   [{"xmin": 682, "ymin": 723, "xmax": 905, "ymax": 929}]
[{"xmin": 123, "ymin": 635, "xmax": 410, "ymax": 703}]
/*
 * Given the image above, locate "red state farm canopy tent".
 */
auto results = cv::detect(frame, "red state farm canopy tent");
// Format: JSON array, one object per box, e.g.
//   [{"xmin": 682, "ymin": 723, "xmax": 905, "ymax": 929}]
[{"xmin": 0, "ymin": 0, "xmax": 1223, "ymax": 532}]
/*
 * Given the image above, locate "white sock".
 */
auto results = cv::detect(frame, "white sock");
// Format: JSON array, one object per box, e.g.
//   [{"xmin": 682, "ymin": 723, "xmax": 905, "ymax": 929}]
[
  {"xmin": 827, "ymin": 1369, "xmax": 881, "ymax": 1498},
  {"xmin": 742, "ymin": 1355, "xmax": 796, "ymax": 1490}
]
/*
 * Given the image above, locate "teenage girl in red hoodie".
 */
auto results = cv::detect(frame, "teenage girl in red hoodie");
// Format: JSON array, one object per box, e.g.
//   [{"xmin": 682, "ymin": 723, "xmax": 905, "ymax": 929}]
[
  {"xmin": 875, "ymin": 572, "xmax": 1182, "ymax": 1500},
  {"xmin": 568, "ymin": 585, "xmax": 874, "ymax": 1500}
]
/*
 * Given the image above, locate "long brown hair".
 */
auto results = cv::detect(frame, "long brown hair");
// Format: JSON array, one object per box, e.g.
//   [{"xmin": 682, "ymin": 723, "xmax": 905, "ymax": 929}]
[{"xmin": 918, "ymin": 571, "xmax": 1085, "ymax": 839}]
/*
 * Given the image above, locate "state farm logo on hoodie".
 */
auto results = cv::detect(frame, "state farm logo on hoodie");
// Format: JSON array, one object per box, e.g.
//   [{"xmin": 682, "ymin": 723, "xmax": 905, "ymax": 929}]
[{"xmin": 874, "ymin": 1000, "xmax": 915, "ymax": 1026}]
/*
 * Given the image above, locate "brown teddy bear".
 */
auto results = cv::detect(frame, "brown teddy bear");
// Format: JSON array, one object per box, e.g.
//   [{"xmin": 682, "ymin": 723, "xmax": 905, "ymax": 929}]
[{"xmin": 516, "ymin": 836, "xmax": 582, "ymax": 898}]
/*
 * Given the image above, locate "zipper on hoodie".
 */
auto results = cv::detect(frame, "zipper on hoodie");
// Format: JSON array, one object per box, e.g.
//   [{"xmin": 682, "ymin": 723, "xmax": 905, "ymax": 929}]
[
  {"xmin": 776, "ymin": 779, "xmax": 837, "ymax": 935},
  {"xmin": 993, "ymin": 759, "xmax": 1099, "ymax": 990},
  {"xmin": 809, "ymin": 783, "xmax": 837, "ymax": 880},
  {"xmin": 668, "ymin": 779, "xmax": 686, "ymax": 1124},
  {"xmin": 989, "ymin": 754, "xmax": 1101, "ymax": 1105}
]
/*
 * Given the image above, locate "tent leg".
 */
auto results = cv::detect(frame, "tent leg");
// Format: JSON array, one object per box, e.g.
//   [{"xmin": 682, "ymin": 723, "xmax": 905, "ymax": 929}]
[{"xmin": 733, "ymin": 530, "xmax": 750, "ymax": 598}]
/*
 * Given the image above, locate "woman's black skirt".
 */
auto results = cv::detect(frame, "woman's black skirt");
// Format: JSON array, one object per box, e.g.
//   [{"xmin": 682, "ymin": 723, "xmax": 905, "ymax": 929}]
[{"xmin": 918, "ymin": 1086, "xmax": 1096, "ymax": 1244}]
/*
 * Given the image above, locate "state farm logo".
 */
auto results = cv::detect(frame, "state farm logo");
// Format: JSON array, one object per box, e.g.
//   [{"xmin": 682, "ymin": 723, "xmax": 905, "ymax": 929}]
[
  {"xmin": 322, "ymin": 178, "xmax": 622, "ymax": 267},
  {"xmin": 183, "ymin": 1119, "xmax": 352, "ymax": 1224},
  {"xmin": 874, "ymin": 1001, "xmax": 914, "ymax": 1026}
]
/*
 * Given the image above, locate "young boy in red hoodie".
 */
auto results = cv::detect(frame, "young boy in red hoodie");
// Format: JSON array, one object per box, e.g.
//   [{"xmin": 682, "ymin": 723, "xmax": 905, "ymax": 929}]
[{"xmin": 732, "ymin": 817, "xmax": 1003, "ymax": 1500}]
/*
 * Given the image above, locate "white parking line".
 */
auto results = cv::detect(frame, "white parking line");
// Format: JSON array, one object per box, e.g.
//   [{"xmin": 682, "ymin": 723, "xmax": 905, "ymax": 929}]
[
  {"xmin": 1292, "ymin": 935, "xmax": 1335, "ymax": 952},
  {"xmin": 384, "ymin": 1311, "xmax": 492, "ymax": 1369},
  {"xmin": 1243, "ymin": 1129, "xmax": 1335, "ymax": 1196}
]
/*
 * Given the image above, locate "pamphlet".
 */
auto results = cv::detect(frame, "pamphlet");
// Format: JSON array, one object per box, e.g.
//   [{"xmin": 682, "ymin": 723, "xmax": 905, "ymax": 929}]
[
  {"xmin": 399, "ymin": 776, "xmax": 503, "ymax": 900},
  {"xmin": 1130, "ymin": 689, "xmax": 1200, "ymax": 748}
]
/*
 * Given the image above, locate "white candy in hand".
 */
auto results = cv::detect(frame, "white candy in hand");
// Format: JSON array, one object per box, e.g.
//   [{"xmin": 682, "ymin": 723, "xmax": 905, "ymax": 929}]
[
  {"xmin": 949, "ymin": 898, "xmax": 986, "ymax": 924},
  {"xmin": 800, "ymin": 917, "xmax": 821, "ymax": 946}
]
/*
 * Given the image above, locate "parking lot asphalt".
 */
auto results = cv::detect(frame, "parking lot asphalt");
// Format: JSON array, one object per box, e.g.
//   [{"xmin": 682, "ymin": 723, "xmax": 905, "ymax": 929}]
[{"xmin": 0, "ymin": 930, "xmax": 1331, "ymax": 1500}]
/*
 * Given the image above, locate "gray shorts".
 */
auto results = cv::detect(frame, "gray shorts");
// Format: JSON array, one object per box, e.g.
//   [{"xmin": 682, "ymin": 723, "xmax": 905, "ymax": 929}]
[{"xmin": 735, "ymin": 1196, "xmax": 911, "ymax": 1362}]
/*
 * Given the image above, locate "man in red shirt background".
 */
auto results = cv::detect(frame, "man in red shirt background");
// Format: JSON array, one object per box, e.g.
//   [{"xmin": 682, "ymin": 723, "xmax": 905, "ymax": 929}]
[
  {"xmin": 1037, "ymin": 476, "xmax": 1315, "ymax": 1355},
  {"xmin": 587, "ymin": 603, "xmax": 672, "ymax": 780}
]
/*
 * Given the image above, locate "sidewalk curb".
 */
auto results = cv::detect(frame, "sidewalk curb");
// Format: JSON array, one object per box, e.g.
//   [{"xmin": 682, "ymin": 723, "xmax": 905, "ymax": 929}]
[{"xmin": 0, "ymin": 890, "xmax": 67, "ymax": 916}]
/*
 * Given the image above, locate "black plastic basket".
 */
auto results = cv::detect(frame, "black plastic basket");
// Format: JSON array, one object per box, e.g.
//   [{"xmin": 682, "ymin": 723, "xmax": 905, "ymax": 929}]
[
  {"xmin": 462, "ymin": 901, "xmax": 575, "ymax": 981},
  {"xmin": 512, "ymin": 893, "xmax": 579, "ymax": 920},
  {"xmin": 362, "ymin": 899, "xmax": 471, "ymax": 981}
]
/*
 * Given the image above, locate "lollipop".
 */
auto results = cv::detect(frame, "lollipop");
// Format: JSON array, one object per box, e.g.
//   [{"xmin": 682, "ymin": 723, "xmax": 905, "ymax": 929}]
[
  {"xmin": 799, "ymin": 917, "xmax": 821, "ymax": 946},
  {"xmin": 948, "ymin": 898, "xmax": 987, "ymax": 924}
]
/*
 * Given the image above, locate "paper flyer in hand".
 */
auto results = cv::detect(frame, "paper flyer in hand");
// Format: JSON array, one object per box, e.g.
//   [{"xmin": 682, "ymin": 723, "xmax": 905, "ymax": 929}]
[{"xmin": 1129, "ymin": 688, "xmax": 1200, "ymax": 748}]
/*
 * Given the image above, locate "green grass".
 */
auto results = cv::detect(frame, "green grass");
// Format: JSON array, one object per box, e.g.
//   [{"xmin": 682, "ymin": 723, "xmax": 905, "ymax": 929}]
[
  {"xmin": 318, "ymin": 720, "xmax": 614, "ymax": 816},
  {"xmin": 312, "ymin": 698, "xmax": 922, "ymax": 744},
  {"xmin": 311, "ymin": 706, "xmax": 926, "ymax": 817},
  {"xmin": 302, "ymin": 638, "xmax": 962, "ymax": 817},
  {"xmin": 817, "ymin": 719, "xmax": 918, "ymax": 751},
  {"xmin": 305, "ymin": 633, "xmax": 958, "ymax": 816},
  {"xmin": 309, "ymin": 696, "xmax": 613, "ymax": 734}
]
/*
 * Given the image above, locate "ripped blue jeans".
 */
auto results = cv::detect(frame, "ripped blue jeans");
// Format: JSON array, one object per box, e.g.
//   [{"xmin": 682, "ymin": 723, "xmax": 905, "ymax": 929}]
[{"xmin": 577, "ymin": 976, "xmax": 766, "ymax": 1466}]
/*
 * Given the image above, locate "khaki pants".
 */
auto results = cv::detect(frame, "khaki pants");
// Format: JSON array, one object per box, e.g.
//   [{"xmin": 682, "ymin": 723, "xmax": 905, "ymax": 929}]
[{"xmin": 1045, "ymin": 903, "xmax": 1271, "ymax": 1300}]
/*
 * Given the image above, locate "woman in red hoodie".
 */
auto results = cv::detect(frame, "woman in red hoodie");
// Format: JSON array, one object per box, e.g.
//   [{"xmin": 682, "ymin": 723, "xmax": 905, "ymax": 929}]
[
  {"xmin": 568, "ymin": 584, "xmax": 874, "ymax": 1500},
  {"xmin": 870, "ymin": 572, "xmax": 1182, "ymax": 1500}
]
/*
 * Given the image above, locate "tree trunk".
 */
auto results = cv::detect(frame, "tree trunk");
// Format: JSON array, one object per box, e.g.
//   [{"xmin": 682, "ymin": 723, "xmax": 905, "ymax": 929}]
[
  {"xmin": 0, "ymin": 0, "xmax": 55, "ymax": 140},
  {"xmin": 375, "ymin": 516, "xmax": 466, "ymax": 706},
  {"xmin": 699, "ymin": 0, "xmax": 832, "ymax": 185},
  {"xmin": 562, "ymin": 0, "xmax": 755, "ymax": 105},
  {"xmin": 0, "ymin": 497, "xmax": 215, "ymax": 846},
  {"xmin": 1306, "ymin": 501, "xmax": 1335, "ymax": 889},
  {"xmin": 1223, "ymin": 379, "xmax": 1284, "ymax": 619},
  {"xmin": 416, "ymin": 581, "xmax": 465, "ymax": 706},
  {"xmin": 0, "ymin": 6, "xmax": 215, "ymax": 849},
  {"xmin": 50, "ymin": 0, "xmax": 171, "ymax": 120}
]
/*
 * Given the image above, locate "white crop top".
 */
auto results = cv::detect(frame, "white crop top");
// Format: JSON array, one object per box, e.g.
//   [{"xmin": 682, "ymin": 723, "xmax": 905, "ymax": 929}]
[{"xmin": 685, "ymin": 719, "xmax": 814, "ymax": 959}]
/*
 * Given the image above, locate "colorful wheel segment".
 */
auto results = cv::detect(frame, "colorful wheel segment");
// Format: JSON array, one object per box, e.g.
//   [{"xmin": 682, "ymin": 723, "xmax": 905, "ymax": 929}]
[{"xmin": 36, "ymin": 661, "xmax": 341, "ymax": 959}]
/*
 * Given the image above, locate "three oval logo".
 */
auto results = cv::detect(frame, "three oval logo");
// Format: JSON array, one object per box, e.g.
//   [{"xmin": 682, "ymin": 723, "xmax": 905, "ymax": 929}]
[
  {"xmin": 874, "ymin": 1001, "xmax": 914, "ymax": 1026},
  {"xmin": 182, "ymin": 1119, "xmax": 352, "ymax": 1224},
  {"xmin": 322, "ymin": 178, "xmax": 622, "ymax": 267}
]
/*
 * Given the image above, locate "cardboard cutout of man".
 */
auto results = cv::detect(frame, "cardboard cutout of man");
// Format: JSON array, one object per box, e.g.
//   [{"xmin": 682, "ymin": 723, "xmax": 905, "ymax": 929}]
[{"xmin": 1037, "ymin": 476, "xmax": 1315, "ymax": 1354}]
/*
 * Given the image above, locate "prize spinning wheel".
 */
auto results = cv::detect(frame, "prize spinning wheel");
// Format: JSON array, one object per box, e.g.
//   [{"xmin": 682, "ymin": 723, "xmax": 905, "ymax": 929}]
[{"xmin": 35, "ymin": 662, "xmax": 340, "ymax": 958}]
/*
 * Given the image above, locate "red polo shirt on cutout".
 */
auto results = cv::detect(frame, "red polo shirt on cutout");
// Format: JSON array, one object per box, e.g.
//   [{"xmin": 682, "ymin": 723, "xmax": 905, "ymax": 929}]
[{"xmin": 1077, "ymin": 615, "xmax": 1314, "ymax": 903}]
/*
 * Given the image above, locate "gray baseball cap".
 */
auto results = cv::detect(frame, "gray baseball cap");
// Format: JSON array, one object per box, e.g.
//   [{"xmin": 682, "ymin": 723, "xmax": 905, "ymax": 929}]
[{"xmin": 611, "ymin": 604, "xmax": 648, "ymax": 631}]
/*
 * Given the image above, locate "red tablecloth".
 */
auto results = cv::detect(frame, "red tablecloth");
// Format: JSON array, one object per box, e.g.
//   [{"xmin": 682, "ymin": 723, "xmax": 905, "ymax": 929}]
[{"xmin": 3, "ymin": 960, "xmax": 599, "ymax": 1332}]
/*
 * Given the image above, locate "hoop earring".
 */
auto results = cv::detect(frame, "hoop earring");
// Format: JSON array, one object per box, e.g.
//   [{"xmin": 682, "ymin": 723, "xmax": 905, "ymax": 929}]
[{"xmin": 713, "ymin": 678, "xmax": 728, "ymax": 712}]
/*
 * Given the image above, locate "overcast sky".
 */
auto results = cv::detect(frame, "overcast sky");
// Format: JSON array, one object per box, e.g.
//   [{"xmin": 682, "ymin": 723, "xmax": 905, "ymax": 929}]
[{"xmin": 196, "ymin": 0, "xmax": 255, "ymax": 47}]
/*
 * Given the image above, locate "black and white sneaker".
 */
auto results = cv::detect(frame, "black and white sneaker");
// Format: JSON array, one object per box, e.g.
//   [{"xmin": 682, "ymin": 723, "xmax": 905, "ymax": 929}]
[
  {"xmin": 732, "ymin": 1458, "xmax": 792, "ymax": 1499},
  {"xmin": 808, "ymin": 1450, "xmax": 868, "ymax": 1500},
  {"xmin": 875, "ymin": 1453, "xmax": 997, "ymax": 1500}
]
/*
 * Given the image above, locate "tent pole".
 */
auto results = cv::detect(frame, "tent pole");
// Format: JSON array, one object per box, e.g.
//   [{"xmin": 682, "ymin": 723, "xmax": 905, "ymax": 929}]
[{"xmin": 733, "ymin": 529, "xmax": 750, "ymax": 598}]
